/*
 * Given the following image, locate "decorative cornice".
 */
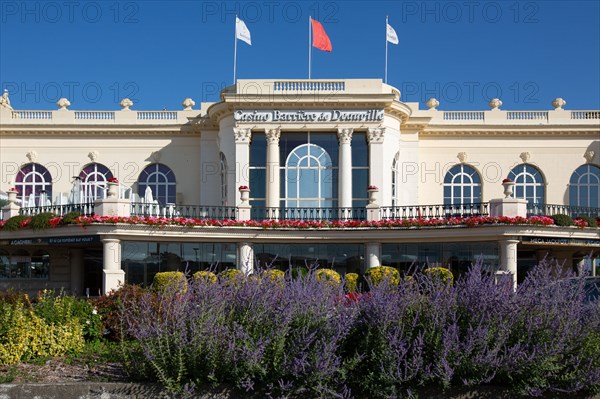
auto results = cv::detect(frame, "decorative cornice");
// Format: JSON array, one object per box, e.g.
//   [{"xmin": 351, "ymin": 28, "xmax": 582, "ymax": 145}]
[
  {"xmin": 337, "ymin": 128, "xmax": 353, "ymax": 144},
  {"xmin": 233, "ymin": 127, "xmax": 252, "ymax": 144},
  {"xmin": 366, "ymin": 127, "xmax": 385, "ymax": 144},
  {"xmin": 265, "ymin": 127, "xmax": 281, "ymax": 144}
]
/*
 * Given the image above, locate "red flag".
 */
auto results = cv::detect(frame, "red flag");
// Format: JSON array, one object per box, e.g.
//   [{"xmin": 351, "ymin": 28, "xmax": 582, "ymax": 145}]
[{"xmin": 311, "ymin": 18, "xmax": 332, "ymax": 52}]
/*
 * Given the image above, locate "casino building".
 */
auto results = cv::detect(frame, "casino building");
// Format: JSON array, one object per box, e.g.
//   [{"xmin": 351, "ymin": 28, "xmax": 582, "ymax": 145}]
[{"xmin": 0, "ymin": 79, "xmax": 599, "ymax": 295}]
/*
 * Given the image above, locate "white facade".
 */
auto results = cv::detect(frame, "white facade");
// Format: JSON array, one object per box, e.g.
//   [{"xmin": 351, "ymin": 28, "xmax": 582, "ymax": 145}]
[{"xmin": 0, "ymin": 80, "xmax": 599, "ymax": 295}]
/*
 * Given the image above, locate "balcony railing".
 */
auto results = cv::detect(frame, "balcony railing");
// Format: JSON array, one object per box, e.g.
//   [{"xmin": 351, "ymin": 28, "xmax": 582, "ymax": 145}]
[
  {"xmin": 527, "ymin": 204, "xmax": 600, "ymax": 217},
  {"xmin": 380, "ymin": 203, "xmax": 489, "ymax": 220},
  {"xmin": 130, "ymin": 203, "xmax": 237, "ymax": 220},
  {"xmin": 251, "ymin": 207, "xmax": 366, "ymax": 221},
  {"xmin": 6, "ymin": 202, "xmax": 600, "ymax": 224},
  {"xmin": 19, "ymin": 203, "xmax": 95, "ymax": 217}
]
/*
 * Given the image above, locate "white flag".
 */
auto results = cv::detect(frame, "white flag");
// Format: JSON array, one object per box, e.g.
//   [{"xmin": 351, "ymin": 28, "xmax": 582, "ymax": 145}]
[
  {"xmin": 386, "ymin": 23, "xmax": 399, "ymax": 45},
  {"xmin": 236, "ymin": 17, "xmax": 252, "ymax": 45}
]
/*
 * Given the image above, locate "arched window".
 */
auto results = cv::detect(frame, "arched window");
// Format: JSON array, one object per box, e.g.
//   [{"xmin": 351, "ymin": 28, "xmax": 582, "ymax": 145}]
[
  {"xmin": 138, "ymin": 164, "xmax": 176, "ymax": 205},
  {"xmin": 443, "ymin": 164, "xmax": 482, "ymax": 205},
  {"xmin": 79, "ymin": 163, "xmax": 113, "ymax": 202},
  {"xmin": 15, "ymin": 163, "xmax": 52, "ymax": 206},
  {"xmin": 220, "ymin": 153, "xmax": 228, "ymax": 206},
  {"xmin": 508, "ymin": 164, "xmax": 545, "ymax": 206},
  {"xmin": 285, "ymin": 143, "xmax": 333, "ymax": 208},
  {"xmin": 392, "ymin": 152, "xmax": 400, "ymax": 207},
  {"xmin": 569, "ymin": 164, "xmax": 600, "ymax": 208}
]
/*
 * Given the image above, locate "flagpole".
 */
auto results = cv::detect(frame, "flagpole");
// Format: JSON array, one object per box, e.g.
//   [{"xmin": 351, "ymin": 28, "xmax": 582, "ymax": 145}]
[
  {"xmin": 233, "ymin": 15, "xmax": 238, "ymax": 84},
  {"xmin": 308, "ymin": 16, "xmax": 312, "ymax": 79},
  {"xmin": 385, "ymin": 15, "xmax": 388, "ymax": 84}
]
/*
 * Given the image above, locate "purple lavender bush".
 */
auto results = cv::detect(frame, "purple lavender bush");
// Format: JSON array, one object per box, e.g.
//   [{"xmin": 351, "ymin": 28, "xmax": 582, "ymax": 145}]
[
  {"xmin": 119, "ymin": 258, "xmax": 599, "ymax": 398},
  {"xmin": 120, "ymin": 266, "xmax": 358, "ymax": 398}
]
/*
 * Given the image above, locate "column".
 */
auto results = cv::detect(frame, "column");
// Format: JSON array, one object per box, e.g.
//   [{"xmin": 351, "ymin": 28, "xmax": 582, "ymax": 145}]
[
  {"xmin": 233, "ymin": 127, "xmax": 252, "ymax": 206},
  {"xmin": 367, "ymin": 127, "xmax": 385, "ymax": 197},
  {"xmin": 337, "ymin": 128, "xmax": 353, "ymax": 210},
  {"xmin": 102, "ymin": 238, "xmax": 125, "ymax": 295},
  {"xmin": 265, "ymin": 127, "xmax": 281, "ymax": 215},
  {"xmin": 70, "ymin": 248, "xmax": 84, "ymax": 296},
  {"xmin": 499, "ymin": 238, "xmax": 519, "ymax": 290},
  {"xmin": 365, "ymin": 242, "xmax": 382, "ymax": 270},
  {"xmin": 237, "ymin": 242, "xmax": 254, "ymax": 276}
]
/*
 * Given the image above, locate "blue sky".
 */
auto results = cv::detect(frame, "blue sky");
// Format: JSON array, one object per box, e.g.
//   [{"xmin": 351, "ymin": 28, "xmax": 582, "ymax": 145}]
[{"xmin": 1, "ymin": 0, "xmax": 599, "ymax": 111}]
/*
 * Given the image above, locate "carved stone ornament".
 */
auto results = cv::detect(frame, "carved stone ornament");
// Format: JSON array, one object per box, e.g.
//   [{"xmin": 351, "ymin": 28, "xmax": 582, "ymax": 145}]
[
  {"xmin": 233, "ymin": 127, "xmax": 252, "ymax": 144},
  {"xmin": 426, "ymin": 98, "xmax": 440, "ymax": 110},
  {"xmin": 0, "ymin": 89, "xmax": 13, "ymax": 111},
  {"xmin": 520, "ymin": 152, "xmax": 531, "ymax": 163},
  {"xmin": 150, "ymin": 151, "xmax": 161, "ymax": 163},
  {"xmin": 26, "ymin": 150, "xmax": 38, "ymax": 163},
  {"xmin": 120, "ymin": 98, "xmax": 134, "ymax": 110},
  {"xmin": 552, "ymin": 98, "xmax": 566, "ymax": 110},
  {"xmin": 488, "ymin": 98, "xmax": 502, "ymax": 110},
  {"xmin": 265, "ymin": 128, "xmax": 281, "ymax": 144},
  {"xmin": 182, "ymin": 98, "xmax": 195, "ymax": 110},
  {"xmin": 337, "ymin": 128, "xmax": 353, "ymax": 145},
  {"xmin": 367, "ymin": 127, "xmax": 385, "ymax": 144},
  {"xmin": 457, "ymin": 152, "xmax": 468, "ymax": 163},
  {"xmin": 584, "ymin": 150, "xmax": 596, "ymax": 163},
  {"xmin": 56, "ymin": 98, "xmax": 71, "ymax": 109},
  {"xmin": 88, "ymin": 151, "xmax": 100, "ymax": 162}
]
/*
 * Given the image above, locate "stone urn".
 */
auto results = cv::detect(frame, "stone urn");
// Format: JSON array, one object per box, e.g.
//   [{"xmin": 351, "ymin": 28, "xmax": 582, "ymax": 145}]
[
  {"xmin": 239, "ymin": 186, "xmax": 250, "ymax": 203},
  {"xmin": 6, "ymin": 189, "xmax": 18, "ymax": 204},
  {"xmin": 107, "ymin": 182, "xmax": 119, "ymax": 198},
  {"xmin": 367, "ymin": 186, "xmax": 379, "ymax": 205},
  {"xmin": 502, "ymin": 180, "xmax": 515, "ymax": 198}
]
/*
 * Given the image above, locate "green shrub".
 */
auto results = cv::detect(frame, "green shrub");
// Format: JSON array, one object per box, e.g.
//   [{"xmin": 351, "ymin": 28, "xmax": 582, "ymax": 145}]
[
  {"xmin": 552, "ymin": 214, "xmax": 573, "ymax": 227},
  {"xmin": 575, "ymin": 215, "xmax": 598, "ymax": 228},
  {"xmin": 261, "ymin": 269, "xmax": 285, "ymax": 284},
  {"xmin": 365, "ymin": 266, "xmax": 400, "ymax": 286},
  {"xmin": 0, "ymin": 199, "xmax": 9, "ymax": 208},
  {"xmin": 316, "ymin": 268, "xmax": 342, "ymax": 287},
  {"xmin": 290, "ymin": 266, "xmax": 309, "ymax": 279},
  {"xmin": 33, "ymin": 289, "xmax": 102, "ymax": 341},
  {"xmin": 29, "ymin": 212, "xmax": 58, "ymax": 230},
  {"xmin": 152, "ymin": 271, "xmax": 187, "ymax": 294},
  {"xmin": 219, "ymin": 268, "xmax": 244, "ymax": 286},
  {"xmin": 60, "ymin": 211, "xmax": 81, "ymax": 225},
  {"xmin": 2, "ymin": 215, "xmax": 30, "ymax": 231},
  {"xmin": 192, "ymin": 270, "xmax": 217, "ymax": 284},
  {"xmin": 0, "ymin": 301, "xmax": 84, "ymax": 365},
  {"xmin": 345, "ymin": 273, "xmax": 359, "ymax": 293},
  {"xmin": 424, "ymin": 267, "xmax": 454, "ymax": 285}
]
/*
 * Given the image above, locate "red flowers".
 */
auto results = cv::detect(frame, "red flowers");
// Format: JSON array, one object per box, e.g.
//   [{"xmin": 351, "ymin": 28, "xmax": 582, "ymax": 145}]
[
  {"xmin": 239, "ymin": 185, "xmax": 249, "ymax": 190},
  {"xmin": 107, "ymin": 177, "xmax": 119, "ymax": 183},
  {"xmin": 502, "ymin": 178, "xmax": 513, "ymax": 183},
  {"xmin": 0, "ymin": 214, "xmax": 583, "ymax": 231}
]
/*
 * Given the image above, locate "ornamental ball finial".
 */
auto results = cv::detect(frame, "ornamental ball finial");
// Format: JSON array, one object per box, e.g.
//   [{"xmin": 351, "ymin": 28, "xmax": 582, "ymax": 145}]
[
  {"xmin": 552, "ymin": 98, "xmax": 566, "ymax": 109},
  {"xmin": 56, "ymin": 98, "xmax": 71, "ymax": 109},
  {"xmin": 182, "ymin": 98, "xmax": 196, "ymax": 110},
  {"xmin": 488, "ymin": 98, "xmax": 502, "ymax": 110},
  {"xmin": 120, "ymin": 98, "xmax": 134, "ymax": 110},
  {"xmin": 426, "ymin": 98, "xmax": 440, "ymax": 110}
]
